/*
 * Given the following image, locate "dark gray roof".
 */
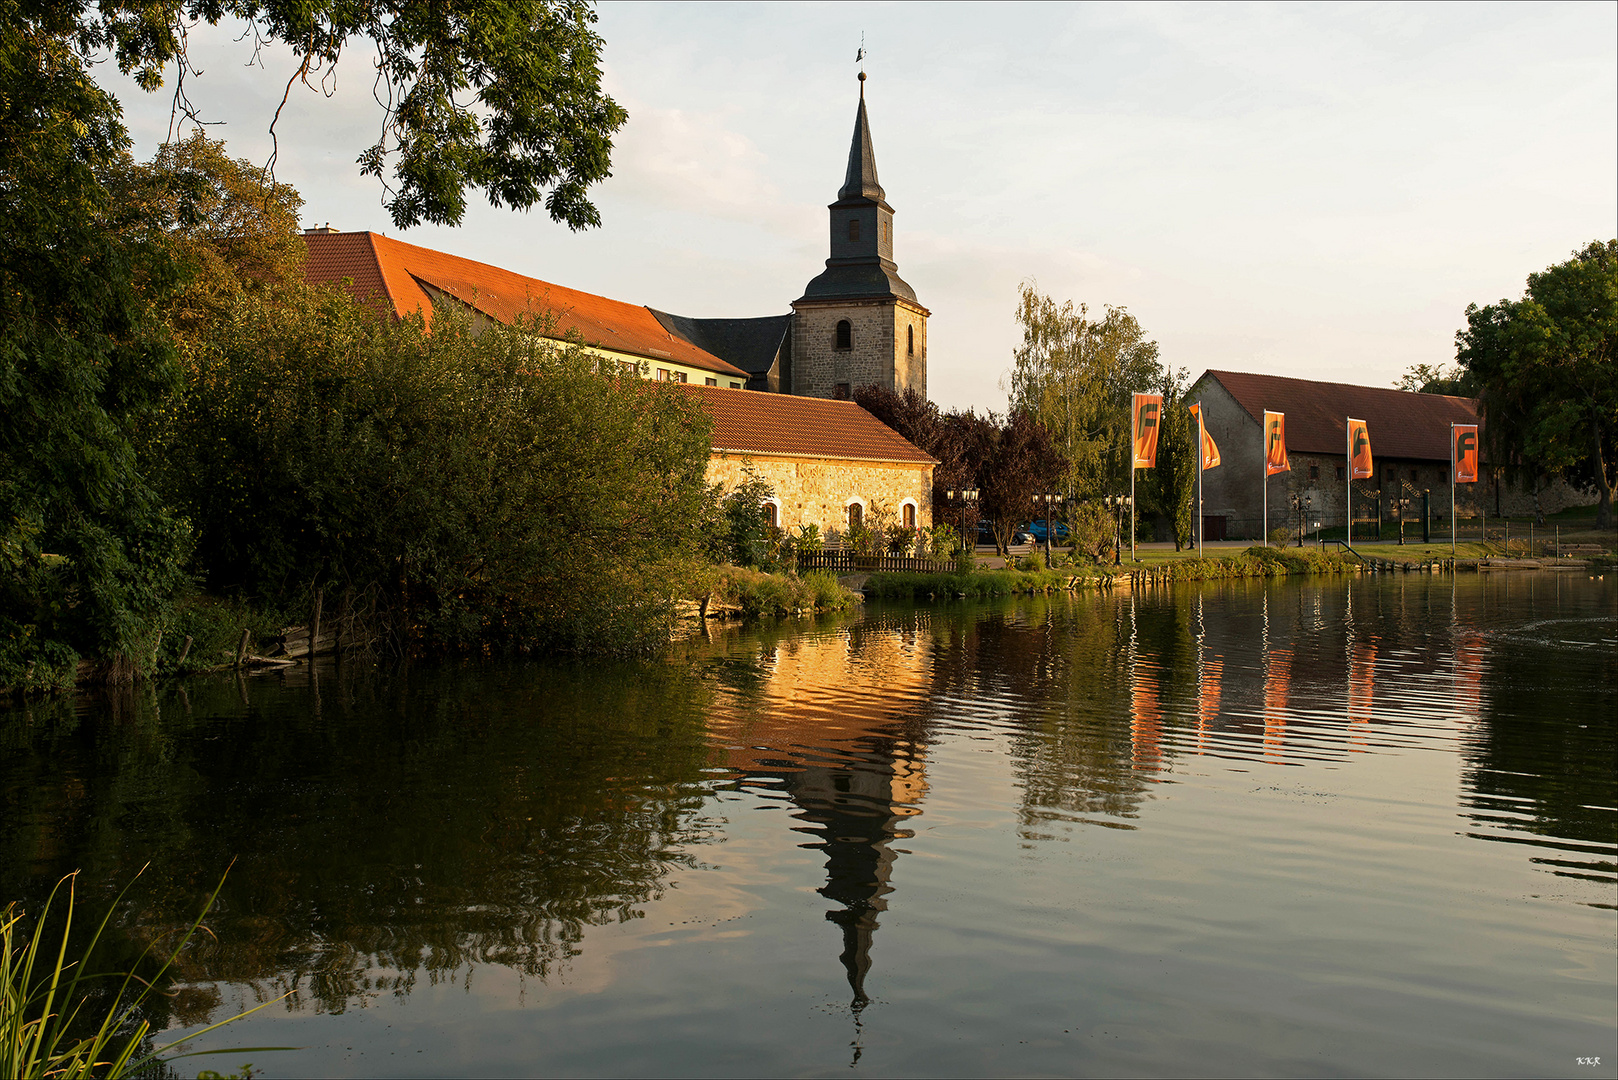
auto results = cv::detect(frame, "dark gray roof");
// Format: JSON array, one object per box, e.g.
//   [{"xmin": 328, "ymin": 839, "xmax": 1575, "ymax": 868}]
[
  {"xmin": 838, "ymin": 95, "xmax": 885, "ymax": 204},
  {"xmin": 647, "ymin": 309, "xmax": 792, "ymax": 378},
  {"xmin": 797, "ymin": 260, "xmax": 918, "ymax": 304}
]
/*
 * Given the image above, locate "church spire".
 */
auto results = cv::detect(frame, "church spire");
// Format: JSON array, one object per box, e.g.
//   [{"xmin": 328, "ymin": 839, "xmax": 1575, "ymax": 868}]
[{"xmin": 839, "ymin": 73, "xmax": 885, "ymax": 204}]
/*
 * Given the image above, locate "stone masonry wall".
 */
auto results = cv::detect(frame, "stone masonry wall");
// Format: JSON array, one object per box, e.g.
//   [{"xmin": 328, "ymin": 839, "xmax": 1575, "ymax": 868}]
[
  {"xmin": 707, "ymin": 452, "xmax": 933, "ymax": 537},
  {"xmin": 791, "ymin": 298, "xmax": 927, "ymax": 399}
]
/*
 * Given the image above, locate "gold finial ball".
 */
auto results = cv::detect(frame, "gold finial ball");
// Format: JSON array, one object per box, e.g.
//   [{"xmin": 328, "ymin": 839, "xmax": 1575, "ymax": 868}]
[{"xmin": 858, "ymin": 71, "xmax": 866, "ymax": 82}]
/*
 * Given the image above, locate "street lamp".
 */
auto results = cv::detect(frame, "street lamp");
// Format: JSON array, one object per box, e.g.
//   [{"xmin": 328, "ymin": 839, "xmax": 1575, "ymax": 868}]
[
  {"xmin": 1290, "ymin": 493, "xmax": 1312, "ymax": 547},
  {"xmin": 945, "ymin": 488, "xmax": 979, "ymax": 558},
  {"xmin": 1103, "ymin": 494, "xmax": 1132, "ymax": 566},
  {"xmin": 1032, "ymin": 492, "xmax": 1064, "ymax": 560}
]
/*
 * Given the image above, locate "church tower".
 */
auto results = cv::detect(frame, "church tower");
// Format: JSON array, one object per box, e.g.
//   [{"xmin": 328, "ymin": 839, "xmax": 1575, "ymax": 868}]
[{"xmin": 791, "ymin": 74, "xmax": 928, "ymax": 400}]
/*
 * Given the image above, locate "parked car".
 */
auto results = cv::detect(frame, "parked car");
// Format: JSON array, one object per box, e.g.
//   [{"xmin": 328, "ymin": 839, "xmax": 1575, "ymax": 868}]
[
  {"xmin": 976, "ymin": 521, "xmax": 1033, "ymax": 547},
  {"xmin": 1021, "ymin": 519, "xmax": 1070, "ymax": 543}
]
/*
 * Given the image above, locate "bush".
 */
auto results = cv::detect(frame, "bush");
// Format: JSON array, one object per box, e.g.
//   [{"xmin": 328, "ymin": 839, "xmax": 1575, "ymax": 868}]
[
  {"xmin": 707, "ymin": 567, "xmax": 859, "ymax": 617},
  {"xmin": 152, "ymin": 295, "xmax": 714, "ymax": 656}
]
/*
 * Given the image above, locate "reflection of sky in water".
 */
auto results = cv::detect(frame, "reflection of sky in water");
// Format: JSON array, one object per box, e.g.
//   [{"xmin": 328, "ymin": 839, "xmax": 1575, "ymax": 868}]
[{"xmin": 2, "ymin": 572, "xmax": 1613, "ymax": 1076}]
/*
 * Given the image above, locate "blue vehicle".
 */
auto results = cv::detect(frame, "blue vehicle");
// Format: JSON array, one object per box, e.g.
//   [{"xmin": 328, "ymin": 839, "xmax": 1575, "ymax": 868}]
[{"xmin": 1021, "ymin": 519, "xmax": 1070, "ymax": 543}]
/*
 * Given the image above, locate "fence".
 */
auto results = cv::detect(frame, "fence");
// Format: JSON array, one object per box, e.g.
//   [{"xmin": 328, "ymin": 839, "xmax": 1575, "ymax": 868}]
[{"xmin": 798, "ymin": 551, "xmax": 956, "ymax": 575}]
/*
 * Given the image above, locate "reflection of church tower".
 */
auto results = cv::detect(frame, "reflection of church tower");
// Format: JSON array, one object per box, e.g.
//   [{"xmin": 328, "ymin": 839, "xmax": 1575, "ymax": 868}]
[
  {"xmin": 791, "ymin": 73, "xmax": 929, "ymax": 400},
  {"xmin": 783, "ymin": 743, "xmax": 922, "ymax": 1006}
]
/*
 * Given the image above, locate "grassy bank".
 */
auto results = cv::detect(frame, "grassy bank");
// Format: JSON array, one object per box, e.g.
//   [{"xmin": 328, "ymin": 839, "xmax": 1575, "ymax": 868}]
[
  {"xmin": 865, "ymin": 565, "xmax": 1101, "ymax": 600},
  {"xmin": 705, "ymin": 567, "xmax": 861, "ymax": 618},
  {"xmin": 1111, "ymin": 546, "xmax": 1362, "ymax": 580}
]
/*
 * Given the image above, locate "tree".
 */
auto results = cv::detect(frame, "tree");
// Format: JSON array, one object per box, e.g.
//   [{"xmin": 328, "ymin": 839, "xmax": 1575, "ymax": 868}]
[
  {"xmin": 23, "ymin": 0, "xmax": 627, "ymax": 230},
  {"xmin": 1395, "ymin": 362, "xmax": 1475, "ymax": 397},
  {"xmin": 108, "ymin": 131, "xmax": 308, "ymax": 356},
  {"xmin": 1151, "ymin": 368, "xmax": 1195, "ymax": 550},
  {"xmin": 1, "ymin": 10, "xmax": 190, "ymax": 689},
  {"xmin": 980, "ymin": 410, "xmax": 1065, "ymax": 556},
  {"xmin": 1008, "ymin": 283, "xmax": 1162, "ymax": 501},
  {"xmin": 1455, "ymin": 240, "xmax": 1617, "ymax": 529},
  {"xmin": 2, "ymin": 2, "xmax": 628, "ymax": 685}
]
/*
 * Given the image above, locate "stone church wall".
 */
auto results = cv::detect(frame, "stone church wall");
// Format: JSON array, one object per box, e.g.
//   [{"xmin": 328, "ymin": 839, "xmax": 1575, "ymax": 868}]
[
  {"xmin": 708, "ymin": 451, "xmax": 933, "ymax": 537},
  {"xmin": 791, "ymin": 299, "xmax": 927, "ymax": 399}
]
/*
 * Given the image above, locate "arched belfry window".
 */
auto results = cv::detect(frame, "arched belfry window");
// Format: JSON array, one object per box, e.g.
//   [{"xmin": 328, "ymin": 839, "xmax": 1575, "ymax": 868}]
[
  {"xmin": 835, "ymin": 320, "xmax": 852, "ymax": 351},
  {"xmin": 903, "ymin": 503, "xmax": 916, "ymax": 529},
  {"xmin": 848, "ymin": 219, "xmax": 860, "ymax": 242},
  {"xmin": 907, "ymin": 325, "xmax": 914, "ymax": 356},
  {"xmin": 847, "ymin": 502, "xmax": 863, "ymax": 530}
]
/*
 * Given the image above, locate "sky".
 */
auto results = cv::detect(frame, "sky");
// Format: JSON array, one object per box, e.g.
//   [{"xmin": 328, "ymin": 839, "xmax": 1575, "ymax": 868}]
[{"xmin": 103, "ymin": 2, "xmax": 1616, "ymax": 413}]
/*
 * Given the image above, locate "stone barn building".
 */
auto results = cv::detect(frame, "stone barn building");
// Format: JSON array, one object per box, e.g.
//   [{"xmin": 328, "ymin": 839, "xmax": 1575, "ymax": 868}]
[
  {"xmin": 680, "ymin": 384, "xmax": 935, "ymax": 537},
  {"xmin": 1186, "ymin": 370, "xmax": 1594, "ymax": 541}
]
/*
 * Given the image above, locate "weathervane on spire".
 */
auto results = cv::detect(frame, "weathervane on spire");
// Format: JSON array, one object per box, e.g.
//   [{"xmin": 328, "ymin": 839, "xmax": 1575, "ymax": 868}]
[{"xmin": 856, "ymin": 34, "xmax": 867, "ymax": 93}]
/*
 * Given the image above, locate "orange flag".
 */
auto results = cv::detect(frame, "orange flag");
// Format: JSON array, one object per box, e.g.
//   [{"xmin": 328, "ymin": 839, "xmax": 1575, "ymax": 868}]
[
  {"xmin": 1132, "ymin": 393, "xmax": 1163, "ymax": 468},
  {"xmin": 1453, "ymin": 425, "xmax": 1479, "ymax": 483},
  {"xmin": 1348, "ymin": 417, "xmax": 1373, "ymax": 479},
  {"xmin": 1189, "ymin": 403, "xmax": 1222, "ymax": 469},
  {"xmin": 1263, "ymin": 410, "xmax": 1288, "ymax": 476}
]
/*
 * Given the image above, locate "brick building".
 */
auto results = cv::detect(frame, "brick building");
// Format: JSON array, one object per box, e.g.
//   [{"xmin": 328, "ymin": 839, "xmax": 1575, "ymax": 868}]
[{"xmin": 1187, "ymin": 370, "xmax": 1595, "ymax": 540}]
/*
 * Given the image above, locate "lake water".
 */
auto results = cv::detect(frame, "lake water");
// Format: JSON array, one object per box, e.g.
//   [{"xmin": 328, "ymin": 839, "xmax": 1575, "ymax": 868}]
[{"xmin": 2, "ymin": 572, "xmax": 1614, "ymax": 1078}]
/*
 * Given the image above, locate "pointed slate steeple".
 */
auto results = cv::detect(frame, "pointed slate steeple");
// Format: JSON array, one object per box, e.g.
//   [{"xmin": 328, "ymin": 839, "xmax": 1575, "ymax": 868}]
[
  {"xmin": 838, "ymin": 83, "xmax": 885, "ymax": 204},
  {"xmin": 797, "ymin": 74, "xmax": 916, "ymax": 304}
]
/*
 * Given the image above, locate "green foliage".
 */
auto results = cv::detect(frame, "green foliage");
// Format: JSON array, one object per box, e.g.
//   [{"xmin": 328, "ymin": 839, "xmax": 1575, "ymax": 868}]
[
  {"xmin": 15, "ymin": 1, "xmax": 626, "ymax": 231},
  {"xmin": 1396, "ymin": 362, "xmax": 1476, "ymax": 396},
  {"xmin": 714, "ymin": 466, "xmax": 776, "ymax": 569},
  {"xmin": 1455, "ymin": 239, "xmax": 1617, "ymax": 528},
  {"xmin": 1008, "ymin": 283, "xmax": 1162, "ymax": 500},
  {"xmin": 1153, "ymin": 368, "xmax": 1196, "ymax": 550},
  {"xmin": 0, "ymin": 10, "xmax": 191, "ymax": 688},
  {"xmin": 151, "ymin": 293, "xmax": 714, "ymax": 656},
  {"xmin": 707, "ymin": 568, "xmax": 858, "ymax": 618},
  {"xmin": 863, "ymin": 566, "xmax": 1091, "ymax": 601},
  {"xmin": 1068, "ymin": 500, "xmax": 1116, "ymax": 561},
  {"xmin": 1, "ymin": 870, "xmax": 288, "ymax": 1079}
]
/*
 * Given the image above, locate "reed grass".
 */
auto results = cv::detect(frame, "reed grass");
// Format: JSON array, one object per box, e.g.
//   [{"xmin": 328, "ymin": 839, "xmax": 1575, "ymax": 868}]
[{"xmin": 2, "ymin": 868, "xmax": 291, "ymax": 1078}]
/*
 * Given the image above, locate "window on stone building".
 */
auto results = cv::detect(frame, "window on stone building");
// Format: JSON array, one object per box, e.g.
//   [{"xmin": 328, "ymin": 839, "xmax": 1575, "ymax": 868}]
[
  {"xmin": 1335, "ymin": 465, "xmax": 1345, "ymax": 481},
  {"xmin": 848, "ymin": 219, "xmax": 860, "ymax": 242},
  {"xmin": 907, "ymin": 325, "xmax": 914, "ymax": 355},
  {"xmin": 1409, "ymin": 469, "xmax": 1418, "ymax": 484},
  {"xmin": 764, "ymin": 502, "xmax": 778, "ymax": 528},
  {"xmin": 903, "ymin": 503, "xmax": 916, "ymax": 529},
  {"xmin": 848, "ymin": 502, "xmax": 863, "ymax": 530},
  {"xmin": 883, "ymin": 221, "xmax": 891, "ymax": 245},
  {"xmin": 1309, "ymin": 464, "xmax": 1319, "ymax": 481},
  {"xmin": 705, "ymin": 377, "xmax": 717, "ymax": 386},
  {"xmin": 834, "ymin": 382, "xmax": 850, "ymax": 400},
  {"xmin": 835, "ymin": 320, "xmax": 852, "ymax": 350}
]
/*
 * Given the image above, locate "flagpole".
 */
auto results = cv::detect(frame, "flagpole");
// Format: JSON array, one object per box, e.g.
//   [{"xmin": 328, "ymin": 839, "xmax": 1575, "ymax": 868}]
[
  {"xmin": 1197, "ymin": 402, "xmax": 1205, "ymax": 559},
  {"xmin": 1346, "ymin": 419, "xmax": 1352, "ymax": 547},
  {"xmin": 1131, "ymin": 456, "xmax": 1137, "ymax": 563},
  {"xmin": 1261, "ymin": 419, "xmax": 1267, "ymax": 546},
  {"xmin": 1450, "ymin": 423, "xmax": 1457, "ymax": 557}
]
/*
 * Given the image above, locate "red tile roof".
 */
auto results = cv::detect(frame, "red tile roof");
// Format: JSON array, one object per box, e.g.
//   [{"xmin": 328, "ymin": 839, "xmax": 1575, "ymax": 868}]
[
  {"xmin": 674, "ymin": 383, "xmax": 936, "ymax": 465},
  {"xmin": 301, "ymin": 231, "xmax": 749, "ymax": 378},
  {"xmin": 1197, "ymin": 370, "xmax": 1482, "ymax": 462}
]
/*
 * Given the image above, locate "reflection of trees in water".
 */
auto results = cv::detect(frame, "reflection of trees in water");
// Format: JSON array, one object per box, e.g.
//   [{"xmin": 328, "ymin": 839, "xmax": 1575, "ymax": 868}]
[
  {"xmin": 921, "ymin": 598, "xmax": 1153, "ymax": 835},
  {"xmin": 1446, "ymin": 577, "xmax": 1617, "ymax": 883},
  {"xmin": 0, "ymin": 661, "xmax": 719, "ymax": 1021}
]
